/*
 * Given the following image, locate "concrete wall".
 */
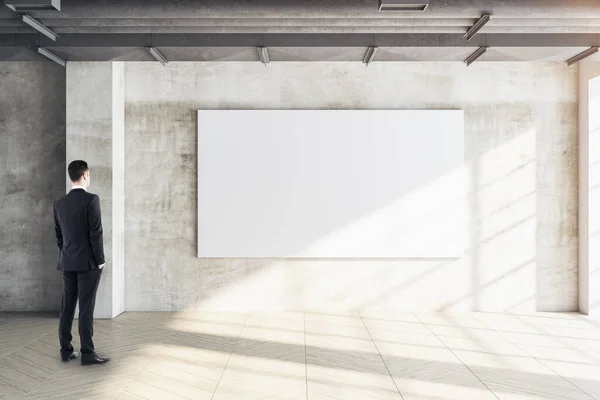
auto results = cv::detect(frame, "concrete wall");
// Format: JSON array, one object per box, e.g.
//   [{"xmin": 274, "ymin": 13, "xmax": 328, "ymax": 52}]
[
  {"xmin": 0, "ymin": 61, "xmax": 581, "ymax": 313},
  {"xmin": 124, "ymin": 62, "xmax": 578, "ymax": 312},
  {"xmin": 0, "ymin": 62, "xmax": 66, "ymax": 311},
  {"xmin": 66, "ymin": 62, "xmax": 126, "ymax": 318}
]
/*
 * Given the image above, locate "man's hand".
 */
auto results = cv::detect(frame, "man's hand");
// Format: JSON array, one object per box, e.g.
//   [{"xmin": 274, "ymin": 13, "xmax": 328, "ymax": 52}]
[{"xmin": 99, "ymin": 264, "xmax": 105, "ymax": 270}]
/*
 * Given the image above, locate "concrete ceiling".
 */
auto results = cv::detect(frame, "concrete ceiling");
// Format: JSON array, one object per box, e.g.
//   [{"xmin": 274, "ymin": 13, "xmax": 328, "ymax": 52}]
[{"xmin": 1, "ymin": 0, "xmax": 600, "ymax": 62}]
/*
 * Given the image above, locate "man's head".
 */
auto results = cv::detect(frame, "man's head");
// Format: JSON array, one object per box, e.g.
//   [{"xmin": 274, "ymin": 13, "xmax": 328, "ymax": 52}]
[{"xmin": 68, "ymin": 160, "xmax": 91, "ymax": 188}]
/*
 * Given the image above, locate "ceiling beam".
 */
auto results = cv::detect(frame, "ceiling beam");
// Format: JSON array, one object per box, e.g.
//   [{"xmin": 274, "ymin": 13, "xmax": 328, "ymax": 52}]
[
  {"xmin": 146, "ymin": 46, "xmax": 167, "ymax": 65},
  {"xmin": 465, "ymin": 46, "xmax": 487, "ymax": 66},
  {"xmin": 0, "ymin": 33, "xmax": 599, "ymax": 48},
  {"xmin": 464, "ymin": 14, "xmax": 490, "ymax": 41},
  {"xmin": 566, "ymin": 46, "xmax": 599, "ymax": 66},
  {"xmin": 22, "ymin": 15, "xmax": 58, "ymax": 41},
  {"xmin": 362, "ymin": 46, "xmax": 378, "ymax": 65},
  {"xmin": 37, "ymin": 46, "xmax": 65, "ymax": 65},
  {"xmin": 257, "ymin": 46, "xmax": 269, "ymax": 64},
  {"xmin": 20, "ymin": 0, "xmax": 600, "ymax": 20}
]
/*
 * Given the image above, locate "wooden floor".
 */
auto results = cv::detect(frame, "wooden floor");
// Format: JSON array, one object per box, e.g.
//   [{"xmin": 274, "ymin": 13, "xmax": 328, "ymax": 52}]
[{"xmin": 1, "ymin": 312, "xmax": 600, "ymax": 399}]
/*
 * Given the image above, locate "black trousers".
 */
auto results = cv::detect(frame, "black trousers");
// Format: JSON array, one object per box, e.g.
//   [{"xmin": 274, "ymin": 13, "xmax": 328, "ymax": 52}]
[{"xmin": 58, "ymin": 268, "xmax": 102, "ymax": 356}]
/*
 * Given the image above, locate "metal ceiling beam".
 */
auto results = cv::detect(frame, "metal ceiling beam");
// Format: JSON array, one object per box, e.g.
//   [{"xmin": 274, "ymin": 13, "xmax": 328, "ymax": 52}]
[
  {"xmin": 37, "ymin": 46, "xmax": 64, "ymax": 65},
  {"xmin": 4, "ymin": 18, "xmax": 600, "ymax": 29},
  {"xmin": 1, "ymin": 33, "xmax": 599, "ymax": 48},
  {"xmin": 464, "ymin": 14, "xmax": 490, "ymax": 41},
  {"xmin": 22, "ymin": 15, "xmax": 58, "ymax": 40},
  {"xmin": 362, "ymin": 46, "xmax": 378, "ymax": 65},
  {"xmin": 146, "ymin": 46, "xmax": 167, "ymax": 65},
  {"xmin": 566, "ymin": 46, "xmax": 599, "ymax": 66},
  {"xmin": 257, "ymin": 46, "xmax": 269, "ymax": 64},
  {"xmin": 22, "ymin": 0, "xmax": 600, "ymax": 19},
  {"xmin": 464, "ymin": 46, "xmax": 487, "ymax": 66}
]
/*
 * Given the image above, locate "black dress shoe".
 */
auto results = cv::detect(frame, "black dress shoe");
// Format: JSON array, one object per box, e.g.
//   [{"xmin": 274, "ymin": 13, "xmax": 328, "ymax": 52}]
[
  {"xmin": 81, "ymin": 353, "xmax": 110, "ymax": 366},
  {"xmin": 61, "ymin": 351, "xmax": 80, "ymax": 362}
]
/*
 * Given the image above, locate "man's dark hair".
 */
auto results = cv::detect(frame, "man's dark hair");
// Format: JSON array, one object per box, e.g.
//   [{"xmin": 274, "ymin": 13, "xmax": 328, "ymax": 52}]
[{"xmin": 68, "ymin": 160, "xmax": 89, "ymax": 182}]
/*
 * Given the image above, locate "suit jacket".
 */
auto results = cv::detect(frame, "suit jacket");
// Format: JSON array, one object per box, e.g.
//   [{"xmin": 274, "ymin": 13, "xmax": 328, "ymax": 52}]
[{"xmin": 54, "ymin": 188, "xmax": 105, "ymax": 271}]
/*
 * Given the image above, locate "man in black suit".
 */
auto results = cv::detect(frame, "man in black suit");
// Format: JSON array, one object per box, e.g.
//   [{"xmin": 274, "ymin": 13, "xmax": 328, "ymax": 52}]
[{"xmin": 54, "ymin": 160, "xmax": 109, "ymax": 366}]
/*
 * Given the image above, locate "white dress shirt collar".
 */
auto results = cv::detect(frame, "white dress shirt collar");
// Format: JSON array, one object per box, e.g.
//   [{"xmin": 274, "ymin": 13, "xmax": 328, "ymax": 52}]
[{"xmin": 71, "ymin": 185, "xmax": 87, "ymax": 191}]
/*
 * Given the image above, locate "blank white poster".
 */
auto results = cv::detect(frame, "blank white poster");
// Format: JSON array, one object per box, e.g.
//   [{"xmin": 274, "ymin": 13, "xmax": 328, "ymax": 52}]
[{"xmin": 198, "ymin": 110, "xmax": 466, "ymax": 258}]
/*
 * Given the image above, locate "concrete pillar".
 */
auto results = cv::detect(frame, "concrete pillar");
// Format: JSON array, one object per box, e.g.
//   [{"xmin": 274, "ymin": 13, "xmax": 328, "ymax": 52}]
[
  {"xmin": 579, "ymin": 62, "xmax": 600, "ymax": 316},
  {"xmin": 66, "ymin": 62, "xmax": 125, "ymax": 318}
]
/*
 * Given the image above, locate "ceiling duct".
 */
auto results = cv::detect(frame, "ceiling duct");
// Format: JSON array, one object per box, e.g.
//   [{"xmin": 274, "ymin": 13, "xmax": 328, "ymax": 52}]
[
  {"xmin": 379, "ymin": 0, "xmax": 429, "ymax": 11},
  {"xmin": 5, "ymin": 0, "xmax": 60, "ymax": 12}
]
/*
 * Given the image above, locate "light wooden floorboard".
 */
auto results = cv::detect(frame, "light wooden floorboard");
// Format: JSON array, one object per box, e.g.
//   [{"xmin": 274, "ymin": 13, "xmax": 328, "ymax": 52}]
[{"xmin": 0, "ymin": 312, "xmax": 599, "ymax": 399}]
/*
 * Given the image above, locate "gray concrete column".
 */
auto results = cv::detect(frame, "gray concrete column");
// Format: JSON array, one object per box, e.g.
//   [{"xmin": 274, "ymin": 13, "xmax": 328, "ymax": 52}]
[
  {"xmin": 66, "ymin": 62, "xmax": 125, "ymax": 319},
  {"xmin": 579, "ymin": 62, "xmax": 600, "ymax": 316}
]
